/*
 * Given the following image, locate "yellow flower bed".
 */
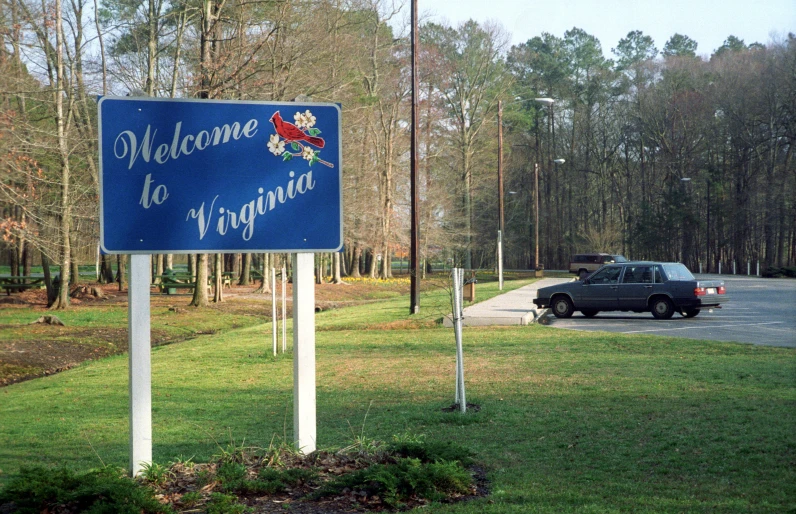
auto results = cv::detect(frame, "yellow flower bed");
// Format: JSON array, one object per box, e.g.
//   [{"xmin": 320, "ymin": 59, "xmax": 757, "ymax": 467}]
[{"xmin": 332, "ymin": 276, "xmax": 411, "ymax": 285}]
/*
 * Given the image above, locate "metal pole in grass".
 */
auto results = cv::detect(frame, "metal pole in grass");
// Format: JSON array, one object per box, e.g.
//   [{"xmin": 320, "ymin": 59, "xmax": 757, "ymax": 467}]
[
  {"xmin": 281, "ymin": 267, "xmax": 287, "ymax": 352},
  {"xmin": 457, "ymin": 268, "xmax": 467, "ymax": 413},
  {"xmin": 452, "ymin": 268, "xmax": 467, "ymax": 413},
  {"xmin": 453, "ymin": 268, "xmax": 460, "ymax": 405},
  {"xmin": 272, "ymin": 267, "xmax": 277, "ymax": 356}
]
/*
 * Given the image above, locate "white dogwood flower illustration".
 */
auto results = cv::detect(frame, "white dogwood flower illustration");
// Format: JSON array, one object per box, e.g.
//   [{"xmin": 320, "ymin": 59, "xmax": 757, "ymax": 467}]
[
  {"xmin": 267, "ymin": 133, "xmax": 285, "ymax": 155},
  {"xmin": 302, "ymin": 110, "xmax": 316, "ymax": 128},
  {"xmin": 302, "ymin": 146, "xmax": 315, "ymax": 161}
]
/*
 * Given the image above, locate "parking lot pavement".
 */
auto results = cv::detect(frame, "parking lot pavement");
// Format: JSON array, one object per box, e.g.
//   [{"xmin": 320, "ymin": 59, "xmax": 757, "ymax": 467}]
[{"xmin": 546, "ymin": 276, "xmax": 796, "ymax": 348}]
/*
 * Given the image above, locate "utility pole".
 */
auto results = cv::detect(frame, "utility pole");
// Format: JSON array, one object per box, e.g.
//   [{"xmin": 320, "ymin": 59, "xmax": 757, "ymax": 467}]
[
  {"xmin": 409, "ymin": 0, "xmax": 419, "ymax": 314},
  {"xmin": 497, "ymin": 100, "xmax": 504, "ymax": 289}
]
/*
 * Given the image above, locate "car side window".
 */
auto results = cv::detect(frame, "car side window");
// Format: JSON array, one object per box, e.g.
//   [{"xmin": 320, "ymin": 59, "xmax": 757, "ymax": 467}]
[
  {"xmin": 654, "ymin": 265, "xmax": 665, "ymax": 283},
  {"xmin": 589, "ymin": 267, "xmax": 622, "ymax": 284},
  {"xmin": 621, "ymin": 265, "xmax": 653, "ymax": 284}
]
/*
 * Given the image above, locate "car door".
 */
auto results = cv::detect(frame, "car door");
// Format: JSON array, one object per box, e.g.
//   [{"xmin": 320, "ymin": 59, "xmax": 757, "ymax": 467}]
[
  {"xmin": 616, "ymin": 264, "xmax": 654, "ymax": 310},
  {"xmin": 579, "ymin": 266, "xmax": 622, "ymax": 310}
]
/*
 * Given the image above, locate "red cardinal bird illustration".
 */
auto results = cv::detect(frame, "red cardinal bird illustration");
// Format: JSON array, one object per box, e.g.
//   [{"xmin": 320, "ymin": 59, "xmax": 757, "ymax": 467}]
[{"xmin": 269, "ymin": 111, "xmax": 325, "ymax": 148}]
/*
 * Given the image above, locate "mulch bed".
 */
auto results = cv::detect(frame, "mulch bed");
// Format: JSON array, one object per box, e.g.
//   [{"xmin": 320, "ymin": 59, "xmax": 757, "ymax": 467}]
[{"xmin": 150, "ymin": 449, "xmax": 489, "ymax": 513}]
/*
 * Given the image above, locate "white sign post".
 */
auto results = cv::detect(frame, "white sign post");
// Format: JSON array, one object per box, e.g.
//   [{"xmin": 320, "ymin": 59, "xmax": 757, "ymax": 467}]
[
  {"xmin": 129, "ymin": 254, "xmax": 152, "ymax": 476},
  {"xmin": 293, "ymin": 253, "xmax": 316, "ymax": 453}
]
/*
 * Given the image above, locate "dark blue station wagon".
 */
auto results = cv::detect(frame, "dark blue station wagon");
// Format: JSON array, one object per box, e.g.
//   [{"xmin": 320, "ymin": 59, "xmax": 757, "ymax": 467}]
[{"xmin": 533, "ymin": 262, "xmax": 727, "ymax": 319}]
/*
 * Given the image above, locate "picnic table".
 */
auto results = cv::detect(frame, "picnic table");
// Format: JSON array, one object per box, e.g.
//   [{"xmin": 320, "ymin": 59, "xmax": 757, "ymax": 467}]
[
  {"xmin": 151, "ymin": 272, "xmax": 234, "ymax": 294},
  {"xmin": 152, "ymin": 273, "xmax": 201, "ymax": 294},
  {"xmin": 0, "ymin": 275, "xmax": 45, "ymax": 295}
]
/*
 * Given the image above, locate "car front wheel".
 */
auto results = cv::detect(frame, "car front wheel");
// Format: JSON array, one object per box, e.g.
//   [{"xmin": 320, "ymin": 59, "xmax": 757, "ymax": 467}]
[
  {"xmin": 552, "ymin": 296, "xmax": 574, "ymax": 318},
  {"xmin": 682, "ymin": 308, "xmax": 700, "ymax": 318},
  {"xmin": 651, "ymin": 297, "xmax": 674, "ymax": 319}
]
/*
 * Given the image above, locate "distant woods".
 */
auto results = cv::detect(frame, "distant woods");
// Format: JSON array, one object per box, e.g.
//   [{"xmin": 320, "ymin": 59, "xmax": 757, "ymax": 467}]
[{"xmin": 1, "ymin": 0, "xmax": 794, "ymax": 302}]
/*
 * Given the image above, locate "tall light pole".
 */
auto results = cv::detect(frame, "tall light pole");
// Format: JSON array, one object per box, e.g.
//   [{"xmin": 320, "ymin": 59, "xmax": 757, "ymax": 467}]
[
  {"xmin": 409, "ymin": 0, "xmax": 419, "ymax": 314},
  {"xmin": 533, "ymin": 98, "xmax": 554, "ymax": 272},
  {"xmin": 497, "ymin": 100, "xmax": 505, "ymax": 289}
]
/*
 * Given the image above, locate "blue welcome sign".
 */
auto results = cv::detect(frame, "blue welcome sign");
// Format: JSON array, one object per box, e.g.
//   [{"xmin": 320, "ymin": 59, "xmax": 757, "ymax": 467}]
[{"xmin": 98, "ymin": 97, "xmax": 342, "ymax": 253}]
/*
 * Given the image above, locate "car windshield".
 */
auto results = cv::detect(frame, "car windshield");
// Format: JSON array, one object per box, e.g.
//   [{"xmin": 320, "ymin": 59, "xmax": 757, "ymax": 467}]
[
  {"xmin": 662, "ymin": 263, "xmax": 695, "ymax": 281},
  {"xmin": 613, "ymin": 255, "xmax": 628, "ymax": 263}
]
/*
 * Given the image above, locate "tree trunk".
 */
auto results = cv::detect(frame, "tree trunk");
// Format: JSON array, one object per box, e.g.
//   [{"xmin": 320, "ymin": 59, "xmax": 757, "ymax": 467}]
[
  {"xmin": 333, "ymin": 252, "xmax": 343, "ymax": 283},
  {"xmin": 117, "ymin": 255, "xmax": 126, "ymax": 291},
  {"xmin": 42, "ymin": 252, "xmax": 56, "ymax": 307},
  {"xmin": 254, "ymin": 253, "xmax": 271, "ymax": 293},
  {"xmin": 155, "ymin": 255, "xmax": 164, "ymax": 283},
  {"xmin": 239, "ymin": 253, "xmax": 251, "ymax": 285},
  {"xmin": 213, "ymin": 253, "xmax": 223, "ymax": 302},
  {"xmin": 50, "ymin": 0, "xmax": 71, "ymax": 310},
  {"xmin": 190, "ymin": 254, "xmax": 209, "ymax": 306},
  {"xmin": 350, "ymin": 245, "xmax": 362, "ymax": 277}
]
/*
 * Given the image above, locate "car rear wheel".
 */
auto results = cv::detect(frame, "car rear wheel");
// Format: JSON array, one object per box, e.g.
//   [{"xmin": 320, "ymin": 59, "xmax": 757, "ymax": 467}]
[
  {"xmin": 581, "ymin": 309, "xmax": 599, "ymax": 318},
  {"xmin": 651, "ymin": 297, "xmax": 674, "ymax": 319},
  {"xmin": 682, "ymin": 308, "xmax": 700, "ymax": 318},
  {"xmin": 552, "ymin": 296, "xmax": 574, "ymax": 318}
]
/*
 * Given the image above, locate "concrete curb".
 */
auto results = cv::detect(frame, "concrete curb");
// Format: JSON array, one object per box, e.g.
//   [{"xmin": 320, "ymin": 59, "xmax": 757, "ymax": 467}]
[{"xmin": 442, "ymin": 278, "xmax": 570, "ymax": 327}]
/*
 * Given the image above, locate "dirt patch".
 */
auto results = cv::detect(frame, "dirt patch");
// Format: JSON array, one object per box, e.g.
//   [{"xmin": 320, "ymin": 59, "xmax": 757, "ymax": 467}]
[{"xmin": 0, "ymin": 278, "xmax": 418, "ymax": 387}]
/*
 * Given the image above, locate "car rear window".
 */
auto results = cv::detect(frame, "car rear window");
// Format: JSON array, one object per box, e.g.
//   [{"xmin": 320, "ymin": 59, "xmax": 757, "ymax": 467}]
[
  {"xmin": 662, "ymin": 263, "xmax": 695, "ymax": 281},
  {"xmin": 613, "ymin": 255, "xmax": 627, "ymax": 263}
]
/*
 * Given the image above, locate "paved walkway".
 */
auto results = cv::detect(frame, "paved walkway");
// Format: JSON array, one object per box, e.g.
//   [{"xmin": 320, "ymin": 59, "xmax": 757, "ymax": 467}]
[{"xmin": 443, "ymin": 277, "xmax": 572, "ymax": 327}]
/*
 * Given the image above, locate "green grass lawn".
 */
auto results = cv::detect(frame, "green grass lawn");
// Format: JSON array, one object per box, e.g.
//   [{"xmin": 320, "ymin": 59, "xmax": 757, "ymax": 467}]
[{"xmin": 1, "ymin": 278, "xmax": 794, "ymax": 512}]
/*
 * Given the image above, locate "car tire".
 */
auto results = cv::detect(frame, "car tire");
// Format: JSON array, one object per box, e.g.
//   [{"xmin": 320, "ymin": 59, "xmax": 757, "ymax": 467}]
[
  {"xmin": 578, "ymin": 270, "xmax": 589, "ymax": 280},
  {"xmin": 682, "ymin": 308, "xmax": 700, "ymax": 318},
  {"xmin": 552, "ymin": 296, "xmax": 574, "ymax": 318},
  {"xmin": 651, "ymin": 297, "xmax": 674, "ymax": 319},
  {"xmin": 581, "ymin": 309, "xmax": 599, "ymax": 318}
]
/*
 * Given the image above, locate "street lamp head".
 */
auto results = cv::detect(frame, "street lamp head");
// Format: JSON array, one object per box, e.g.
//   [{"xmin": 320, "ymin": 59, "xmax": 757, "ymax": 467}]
[
  {"xmin": 553, "ymin": 159, "xmax": 565, "ymax": 164},
  {"xmin": 508, "ymin": 191, "xmax": 518, "ymax": 194},
  {"xmin": 681, "ymin": 177, "xmax": 692, "ymax": 182},
  {"xmin": 534, "ymin": 97, "xmax": 554, "ymax": 106}
]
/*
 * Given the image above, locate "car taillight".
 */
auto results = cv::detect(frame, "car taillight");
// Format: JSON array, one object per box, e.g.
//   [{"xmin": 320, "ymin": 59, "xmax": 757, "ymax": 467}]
[
  {"xmin": 718, "ymin": 286, "xmax": 726, "ymax": 294},
  {"xmin": 694, "ymin": 287, "xmax": 706, "ymax": 296}
]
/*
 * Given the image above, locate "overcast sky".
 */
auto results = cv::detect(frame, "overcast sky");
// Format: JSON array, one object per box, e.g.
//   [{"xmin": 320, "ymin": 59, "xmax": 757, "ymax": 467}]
[{"xmin": 406, "ymin": 0, "xmax": 795, "ymax": 58}]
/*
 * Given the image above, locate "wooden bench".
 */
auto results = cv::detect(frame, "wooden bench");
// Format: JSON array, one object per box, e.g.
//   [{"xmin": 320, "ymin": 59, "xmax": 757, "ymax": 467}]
[{"xmin": 0, "ymin": 276, "xmax": 45, "ymax": 295}]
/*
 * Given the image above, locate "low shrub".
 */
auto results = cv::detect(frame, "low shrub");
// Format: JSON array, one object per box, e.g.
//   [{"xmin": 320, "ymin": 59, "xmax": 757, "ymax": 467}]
[
  {"xmin": 762, "ymin": 266, "xmax": 796, "ymax": 278},
  {"xmin": 216, "ymin": 461, "xmax": 317, "ymax": 495},
  {"xmin": 0, "ymin": 466, "xmax": 172, "ymax": 514},
  {"xmin": 387, "ymin": 440, "xmax": 474, "ymax": 466},
  {"xmin": 205, "ymin": 492, "xmax": 247, "ymax": 514},
  {"xmin": 311, "ymin": 457, "xmax": 472, "ymax": 508}
]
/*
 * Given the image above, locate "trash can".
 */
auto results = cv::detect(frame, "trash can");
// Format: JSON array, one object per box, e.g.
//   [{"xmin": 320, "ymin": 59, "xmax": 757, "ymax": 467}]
[
  {"xmin": 463, "ymin": 272, "xmax": 477, "ymax": 302},
  {"xmin": 535, "ymin": 264, "xmax": 544, "ymax": 278},
  {"xmin": 163, "ymin": 269, "xmax": 177, "ymax": 295}
]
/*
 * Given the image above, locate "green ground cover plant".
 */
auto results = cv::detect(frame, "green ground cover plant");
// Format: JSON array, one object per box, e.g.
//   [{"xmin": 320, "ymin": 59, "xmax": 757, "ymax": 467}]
[
  {"xmin": 0, "ymin": 275, "xmax": 794, "ymax": 512},
  {"xmin": 0, "ymin": 466, "xmax": 172, "ymax": 513}
]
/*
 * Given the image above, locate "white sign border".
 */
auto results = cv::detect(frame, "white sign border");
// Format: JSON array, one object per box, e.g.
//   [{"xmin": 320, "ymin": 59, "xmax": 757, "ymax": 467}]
[{"xmin": 97, "ymin": 96, "xmax": 344, "ymax": 255}]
